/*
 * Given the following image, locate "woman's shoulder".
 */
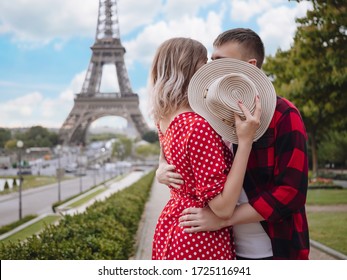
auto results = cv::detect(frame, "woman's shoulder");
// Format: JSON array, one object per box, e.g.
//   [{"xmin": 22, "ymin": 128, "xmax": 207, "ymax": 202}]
[
  {"xmin": 179, "ymin": 112, "xmax": 211, "ymax": 127},
  {"xmin": 183, "ymin": 113, "xmax": 220, "ymax": 139}
]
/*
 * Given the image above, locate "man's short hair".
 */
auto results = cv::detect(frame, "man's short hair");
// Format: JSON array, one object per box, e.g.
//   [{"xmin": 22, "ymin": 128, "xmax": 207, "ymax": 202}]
[{"xmin": 213, "ymin": 28, "xmax": 265, "ymax": 68}]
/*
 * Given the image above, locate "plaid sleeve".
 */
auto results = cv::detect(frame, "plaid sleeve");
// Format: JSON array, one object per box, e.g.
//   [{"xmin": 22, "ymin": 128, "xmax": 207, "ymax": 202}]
[{"xmin": 249, "ymin": 108, "xmax": 309, "ymax": 222}]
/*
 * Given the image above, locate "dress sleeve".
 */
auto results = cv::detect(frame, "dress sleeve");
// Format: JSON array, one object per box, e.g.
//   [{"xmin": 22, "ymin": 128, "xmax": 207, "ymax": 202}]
[{"xmin": 187, "ymin": 119, "xmax": 231, "ymax": 204}]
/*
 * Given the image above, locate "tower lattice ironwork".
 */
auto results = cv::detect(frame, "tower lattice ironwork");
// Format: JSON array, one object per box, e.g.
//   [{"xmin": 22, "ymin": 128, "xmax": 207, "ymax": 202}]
[{"xmin": 59, "ymin": 0, "xmax": 149, "ymax": 145}]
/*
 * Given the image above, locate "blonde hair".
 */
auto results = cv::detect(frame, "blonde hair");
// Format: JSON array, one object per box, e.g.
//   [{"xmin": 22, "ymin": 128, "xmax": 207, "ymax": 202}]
[{"xmin": 149, "ymin": 37, "xmax": 207, "ymax": 123}]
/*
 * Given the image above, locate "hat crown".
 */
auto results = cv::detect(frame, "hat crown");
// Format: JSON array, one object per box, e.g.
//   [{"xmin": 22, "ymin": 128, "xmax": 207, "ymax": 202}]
[
  {"xmin": 188, "ymin": 58, "xmax": 277, "ymax": 144},
  {"xmin": 206, "ymin": 73, "xmax": 257, "ymax": 121}
]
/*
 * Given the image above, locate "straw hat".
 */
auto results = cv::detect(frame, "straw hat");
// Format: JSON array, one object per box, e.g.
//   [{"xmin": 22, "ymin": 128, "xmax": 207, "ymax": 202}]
[{"xmin": 188, "ymin": 58, "xmax": 276, "ymax": 144}]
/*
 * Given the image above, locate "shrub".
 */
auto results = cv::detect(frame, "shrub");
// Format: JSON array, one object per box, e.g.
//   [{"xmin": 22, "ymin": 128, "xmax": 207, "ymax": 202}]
[{"xmin": 0, "ymin": 170, "xmax": 155, "ymax": 260}]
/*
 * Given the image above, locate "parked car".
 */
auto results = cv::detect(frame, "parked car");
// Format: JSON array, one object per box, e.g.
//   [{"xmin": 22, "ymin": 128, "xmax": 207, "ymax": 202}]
[
  {"xmin": 74, "ymin": 168, "xmax": 87, "ymax": 176},
  {"xmin": 65, "ymin": 163, "xmax": 77, "ymax": 173},
  {"xmin": 17, "ymin": 168, "xmax": 32, "ymax": 175}
]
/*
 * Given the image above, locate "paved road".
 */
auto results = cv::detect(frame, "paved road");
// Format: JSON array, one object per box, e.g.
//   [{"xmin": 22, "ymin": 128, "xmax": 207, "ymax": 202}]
[
  {"xmin": 334, "ymin": 180, "xmax": 347, "ymax": 188},
  {"xmin": 0, "ymin": 172, "xmax": 109, "ymax": 227}
]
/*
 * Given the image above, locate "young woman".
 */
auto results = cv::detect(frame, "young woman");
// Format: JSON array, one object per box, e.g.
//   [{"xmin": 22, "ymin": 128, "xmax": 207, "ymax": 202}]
[{"xmin": 149, "ymin": 37, "xmax": 261, "ymax": 260}]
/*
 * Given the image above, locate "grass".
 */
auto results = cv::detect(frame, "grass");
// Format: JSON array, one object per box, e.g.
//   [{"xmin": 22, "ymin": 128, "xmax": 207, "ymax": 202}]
[
  {"xmin": 307, "ymin": 189, "xmax": 347, "ymax": 205},
  {"xmin": 307, "ymin": 211, "xmax": 347, "ymax": 255},
  {"xmin": 52, "ymin": 174, "xmax": 124, "ymax": 211},
  {"xmin": 0, "ymin": 215, "xmax": 61, "ymax": 244},
  {"xmin": 0, "ymin": 175, "xmax": 67, "ymax": 195},
  {"xmin": 306, "ymin": 188, "xmax": 347, "ymax": 255},
  {"xmin": 67, "ymin": 187, "xmax": 106, "ymax": 208},
  {"xmin": 0, "ymin": 215, "xmax": 37, "ymax": 235}
]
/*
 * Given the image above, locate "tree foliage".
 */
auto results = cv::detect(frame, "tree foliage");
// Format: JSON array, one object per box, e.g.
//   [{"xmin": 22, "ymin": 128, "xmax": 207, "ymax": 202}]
[
  {"xmin": 263, "ymin": 0, "xmax": 347, "ymax": 175},
  {"xmin": 10, "ymin": 126, "xmax": 59, "ymax": 149},
  {"xmin": 135, "ymin": 143, "xmax": 160, "ymax": 159},
  {"xmin": 142, "ymin": 130, "xmax": 159, "ymax": 143},
  {"xmin": 112, "ymin": 136, "xmax": 133, "ymax": 160},
  {"xmin": 0, "ymin": 128, "xmax": 11, "ymax": 149},
  {"xmin": 318, "ymin": 130, "xmax": 347, "ymax": 167}
]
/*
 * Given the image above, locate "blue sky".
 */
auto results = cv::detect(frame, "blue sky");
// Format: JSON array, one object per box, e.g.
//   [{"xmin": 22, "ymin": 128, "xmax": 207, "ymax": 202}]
[{"xmin": 0, "ymin": 0, "xmax": 311, "ymax": 131}]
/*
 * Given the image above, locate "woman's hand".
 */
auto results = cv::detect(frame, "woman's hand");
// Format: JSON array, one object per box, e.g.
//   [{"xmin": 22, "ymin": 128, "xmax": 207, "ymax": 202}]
[
  {"xmin": 179, "ymin": 207, "xmax": 229, "ymax": 233},
  {"xmin": 235, "ymin": 95, "xmax": 261, "ymax": 143},
  {"xmin": 156, "ymin": 162, "xmax": 184, "ymax": 189}
]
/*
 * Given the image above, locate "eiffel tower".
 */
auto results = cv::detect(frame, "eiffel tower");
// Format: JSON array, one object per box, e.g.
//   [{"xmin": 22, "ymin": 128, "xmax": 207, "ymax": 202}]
[{"xmin": 59, "ymin": 0, "xmax": 149, "ymax": 145}]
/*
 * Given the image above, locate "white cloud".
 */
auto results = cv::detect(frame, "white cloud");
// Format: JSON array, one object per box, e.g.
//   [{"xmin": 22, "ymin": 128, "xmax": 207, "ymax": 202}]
[
  {"xmin": 0, "ymin": 0, "xmax": 161, "ymax": 47},
  {"xmin": 228, "ymin": 0, "xmax": 312, "ymax": 55},
  {"xmin": 164, "ymin": 0, "xmax": 219, "ymax": 19},
  {"xmin": 0, "ymin": 92, "xmax": 43, "ymax": 127},
  {"xmin": 0, "ymin": 0, "xmax": 98, "ymax": 46},
  {"xmin": 0, "ymin": 64, "xmax": 151, "ymax": 129},
  {"xmin": 0, "ymin": 70, "xmax": 87, "ymax": 128},
  {"xmin": 125, "ymin": 11, "xmax": 223, "ymax": 67},
  {"xmin": 230, "ymin": 0, "xmax": 283, "ymax": 22},
  {"xmin": 118, "ymin": 0, "xmax": 162, "ymax": 35},
  {"xmin": 60, "ymin": 71, "xmax": 86, "ymax": 102},
  {"xmin": 258, "ymin": 1, "xmax": 312, "ymax": 55}
]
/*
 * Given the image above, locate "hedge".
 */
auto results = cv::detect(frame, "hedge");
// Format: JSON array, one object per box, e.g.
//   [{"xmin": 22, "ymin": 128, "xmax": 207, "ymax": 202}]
[{"xmin": 0, "ymin": 170, "xmax": 155, "ymax": 260}]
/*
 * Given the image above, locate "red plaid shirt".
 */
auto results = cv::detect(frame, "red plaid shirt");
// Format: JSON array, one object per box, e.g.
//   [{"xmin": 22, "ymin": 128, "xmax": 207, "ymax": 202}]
[{"xmin": 234, "ymin": 96, "xmax": 310, "ymax": 259}]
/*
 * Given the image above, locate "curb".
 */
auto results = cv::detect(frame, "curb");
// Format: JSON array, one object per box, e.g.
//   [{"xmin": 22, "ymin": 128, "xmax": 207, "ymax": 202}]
[
  {"xmin": 310, "ymin": 239, "xmax": 347, "ymax": 260},
  {"xmin": 55, "ymin": 185, "xmax": 106, "ymax": 213},
  {"xmin": 0, "ymin": 213, "xmax": 60, "ymax": 241}
]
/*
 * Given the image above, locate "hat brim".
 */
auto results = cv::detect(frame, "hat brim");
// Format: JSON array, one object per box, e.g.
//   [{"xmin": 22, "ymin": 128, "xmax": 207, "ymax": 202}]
[{"xmin": 188, "ymin": 58, "xmax": 276, "ymax": 144}]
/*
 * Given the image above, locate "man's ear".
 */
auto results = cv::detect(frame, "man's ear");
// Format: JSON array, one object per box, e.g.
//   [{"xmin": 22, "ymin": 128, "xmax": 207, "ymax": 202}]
[{"xmin": 248, "ymin": 58, "xmax": 257, "ymax": 66}]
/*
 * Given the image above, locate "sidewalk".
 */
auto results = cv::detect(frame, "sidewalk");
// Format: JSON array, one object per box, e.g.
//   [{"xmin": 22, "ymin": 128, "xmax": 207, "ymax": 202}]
[
  {"xmin": 135, "ymin": 179, "xmax": 341, "ymax": 260},
  {"xmin": 135, "ymin": 178, "xmax": 170, "ymax": 260},
  {"xmin": 58, "ymin": 171, "xmax": 146, "ymax": 216}
]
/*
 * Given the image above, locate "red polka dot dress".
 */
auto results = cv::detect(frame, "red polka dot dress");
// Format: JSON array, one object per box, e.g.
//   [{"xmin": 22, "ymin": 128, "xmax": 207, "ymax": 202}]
[{"xmin": 152, "ymin": 112, "xmax": 236, "ymax": 260}]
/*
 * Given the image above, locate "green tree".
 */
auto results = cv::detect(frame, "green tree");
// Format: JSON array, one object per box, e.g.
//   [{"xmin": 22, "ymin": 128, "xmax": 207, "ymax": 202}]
[
  {"xmin": 112, "ymin": 136, "xmax": 133, "ymax": 160},
  {"xmin": 142, "ymin": 130, "xmax": 159, "ymax": 143},
  {"xmin": 0, "ymin": 128, "xmax": 11, "ymax": 149},
  {"xmin": 318, "ymin": 130, "xmax": 347, "ymax": 167},
  {"xmin": 12, "ymin": 126, "xmax": 59, "ymax": 148},
  {"xmin": 135, "ymin": 143, "xmax": 160, "ymax": 159},
  {"xmin": 263, "ymin": 0, "xmax": 347, "ymax": 176},
  {"xmin": 4, "ymin": 139, "xmax": 20, "ymax": 150}
]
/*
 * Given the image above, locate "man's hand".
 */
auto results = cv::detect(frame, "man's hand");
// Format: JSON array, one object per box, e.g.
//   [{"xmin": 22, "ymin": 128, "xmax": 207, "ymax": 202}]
[
  {"xmin": 179, "ymin": 207, "xmax": 229, "ymax": 233},
  {"xmin": 156, "ymin": 162, "xmax": 184, "ymax": 189}
]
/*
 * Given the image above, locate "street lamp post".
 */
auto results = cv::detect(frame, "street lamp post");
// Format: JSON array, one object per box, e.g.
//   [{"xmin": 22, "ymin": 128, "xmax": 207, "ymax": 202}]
[
  {"xmin": 79, "ymin": 171, "xmax": 83, "ymax": 193},
  {"xmin": 16, "ymin": 140, "xmax": 24, "ymax": 220},
  {"xmin": 93, "ymin": 167, "xmax": 96, "ymax": 187},
  {"xmin": 56, "ymin": 145, "xmax": 62, "ymax": 201},
  {"xmin": 102, "ymin": 163, "xmax": 106, "ymax": 183}
]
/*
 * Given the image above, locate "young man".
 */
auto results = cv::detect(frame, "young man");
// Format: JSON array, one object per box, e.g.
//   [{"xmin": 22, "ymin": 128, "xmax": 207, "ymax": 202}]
[{"xmin": 156, "ymin": 28, "xmax": 310, "ymax": 260}]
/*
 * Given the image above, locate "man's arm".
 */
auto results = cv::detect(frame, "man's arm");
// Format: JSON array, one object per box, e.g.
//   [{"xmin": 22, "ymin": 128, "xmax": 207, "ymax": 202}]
[
  {"xmin": 248, "ymin": 107, "xmax": 308, "ymax": 222},
  {"xmin": 179, "ymin": 203, "xmax": 263, "ymax": 233}
]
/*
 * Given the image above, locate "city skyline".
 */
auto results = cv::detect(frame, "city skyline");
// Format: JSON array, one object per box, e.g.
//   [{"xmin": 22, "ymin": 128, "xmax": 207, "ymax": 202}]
[{"xmin": 0, "ymin": 0, "xmax": 311, "ymax": 130}]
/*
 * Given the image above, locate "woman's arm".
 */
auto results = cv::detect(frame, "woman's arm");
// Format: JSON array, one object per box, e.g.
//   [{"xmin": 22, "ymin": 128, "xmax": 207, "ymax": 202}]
[
  {"xmin": 207, "ymin": 141, "xmax": 252, "ymax": 219},
  {"xmin": 208, "ymin": 98, "xmax": 261, "ymax": 219}
]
